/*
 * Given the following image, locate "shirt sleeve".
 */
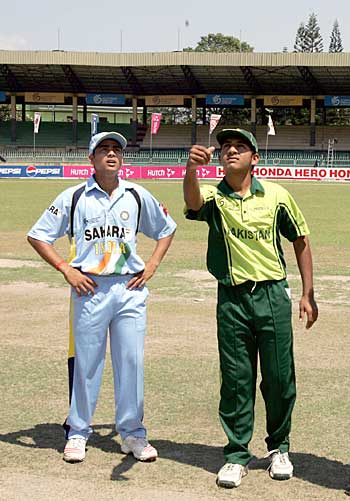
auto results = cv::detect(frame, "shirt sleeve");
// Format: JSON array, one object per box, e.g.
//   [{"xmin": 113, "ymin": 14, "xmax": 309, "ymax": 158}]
[
  {"xmin": 27, "ymin": 190, "xmax": 71, "ymax": 244},
  {"xmin": 137, "ymin": 187, "xmax": 177, "ymax": 240},
  {"xmin": 277, "ymin": 189, "xmax": 310, "ymax": 242},
  {"xmin": 184, "ymin": 185, "xmax": 217, "ymax": 222}
]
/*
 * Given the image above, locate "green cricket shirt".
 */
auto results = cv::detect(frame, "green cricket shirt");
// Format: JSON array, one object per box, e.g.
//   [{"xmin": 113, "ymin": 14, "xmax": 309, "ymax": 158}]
[{"xmin": 185, "ymin": 176, "xmax": 309, "ymax": 286}]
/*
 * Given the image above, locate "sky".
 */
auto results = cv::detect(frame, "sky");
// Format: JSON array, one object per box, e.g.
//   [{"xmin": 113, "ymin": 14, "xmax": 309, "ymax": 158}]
[{"xmin": 1, "ymin": 0, "xmax": 350, "ymax": 54}]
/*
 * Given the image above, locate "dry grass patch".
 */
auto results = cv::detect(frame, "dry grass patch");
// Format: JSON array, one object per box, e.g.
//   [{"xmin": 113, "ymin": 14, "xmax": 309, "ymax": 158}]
[{"xmin": 1, "ymin": 280, "xmax": 350, "ymax": 500}]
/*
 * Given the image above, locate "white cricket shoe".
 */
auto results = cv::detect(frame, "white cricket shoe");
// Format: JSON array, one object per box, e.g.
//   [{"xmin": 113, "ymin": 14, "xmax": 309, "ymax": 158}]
[
  {"xmin": 121, "ymin": 436, "xmax": 158, "ymax": 461},
  {"xmin": 63, "ymin": 437, "xmax": 87, "ymax": 463},
  {"xmin": 216, "ymin": 463, "xmax": 248, "ymax": 488},
  {"xmin": 266, "ymin": 449, "xmax": 293, "ymax": 480}
]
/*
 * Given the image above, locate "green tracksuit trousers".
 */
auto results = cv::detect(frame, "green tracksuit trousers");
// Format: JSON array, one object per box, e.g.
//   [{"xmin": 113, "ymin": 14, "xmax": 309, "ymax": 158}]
[{"xmin": 217, "ymin": 279, "xmax": 296, "ymax": 466}]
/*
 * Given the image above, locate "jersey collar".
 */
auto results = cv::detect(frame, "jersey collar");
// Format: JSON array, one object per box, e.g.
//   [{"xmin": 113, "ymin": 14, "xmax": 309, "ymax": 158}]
[
  {"xmin": 86, "ymin": 175, "xmax": 100, "ymax": 192},
  {"xmin": 86, "ymin": 175, "xmax": 127, "ymax": 196},
  {"xmin": 250, "ymin": 175, "xmax": 265, "ymax": 194},
  {"xmin": 218, "ymin": 175, "xmax": 265, "ymax": 198}
]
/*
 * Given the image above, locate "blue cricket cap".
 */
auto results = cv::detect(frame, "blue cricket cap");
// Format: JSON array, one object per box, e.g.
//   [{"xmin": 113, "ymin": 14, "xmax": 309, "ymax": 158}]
[{"xmin": 89, "ymin": 131, "xmax": 127, "ymax": 154}]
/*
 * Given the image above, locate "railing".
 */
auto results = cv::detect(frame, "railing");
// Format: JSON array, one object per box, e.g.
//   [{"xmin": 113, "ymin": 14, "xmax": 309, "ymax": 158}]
[{"xmin": 2, "ymin": 148, "xmax": 350, "ymax": 167}]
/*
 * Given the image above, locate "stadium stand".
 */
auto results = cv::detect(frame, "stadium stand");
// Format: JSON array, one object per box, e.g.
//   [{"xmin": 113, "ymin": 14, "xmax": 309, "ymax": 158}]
[
  {"xmin": 142, "ymin": 125, "xmax": 191, "ymax": 148},
  {"xmin": 0, "ymin": 122, "xmax": 134, "ymax": 148},
  {"xmin": 141, "ymin": 124, "xmax": 350, "ymax": 151},
  {"xmin": 1, "ymin": 123, "xmax": 350, "ymax": 166},
  {"xmin": 1, "ymin": 51, "xmax": 350, "ymax": 166}
]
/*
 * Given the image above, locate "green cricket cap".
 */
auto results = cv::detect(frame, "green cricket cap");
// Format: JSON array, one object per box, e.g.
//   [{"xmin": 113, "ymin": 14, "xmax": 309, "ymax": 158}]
[{"xmin": 216, "ymin": 128, "xmax": 259, "ymax": 152}]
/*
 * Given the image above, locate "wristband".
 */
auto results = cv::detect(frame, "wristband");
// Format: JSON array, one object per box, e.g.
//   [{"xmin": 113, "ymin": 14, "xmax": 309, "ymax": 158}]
[{"xmin": 55, "ymin": 259, "xmax": 66, "ymax": 271}]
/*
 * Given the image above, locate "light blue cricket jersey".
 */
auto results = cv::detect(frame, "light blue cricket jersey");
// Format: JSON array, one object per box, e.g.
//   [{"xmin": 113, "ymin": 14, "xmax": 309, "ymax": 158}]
[{"xmin": 28, "ymin": 176, "xmax": 177, "ymax": 275}]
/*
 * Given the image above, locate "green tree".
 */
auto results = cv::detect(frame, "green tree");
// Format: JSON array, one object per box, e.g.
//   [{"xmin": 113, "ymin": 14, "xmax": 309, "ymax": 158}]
[
  {"xmin": 294, "ymin": 13, "xmax": 323, "ymax": 52},
  {"xmin": 205, "ymin": 107, "xmax": 251, "ymax": 126},
  {"xmin": 148, "ymin": 107, "xmax": 192, "ymax": 125},
  {"xmin": 329, "ymin": 19, "xmax": 343, "ymax": 52},
  {"xmin": 184, "ymin": 33, "xmax": 253, "ymax": 52},
  {"xmin": 0, "ymin": 105, "xmax": 11, "ymax": 121},
  {"xmin": 294, "ymin": 23, "xmax": 307, "ymax": 52},
  {"xmin": 305, "ymin": 13, "xmax": 323, "ymax": 52}
]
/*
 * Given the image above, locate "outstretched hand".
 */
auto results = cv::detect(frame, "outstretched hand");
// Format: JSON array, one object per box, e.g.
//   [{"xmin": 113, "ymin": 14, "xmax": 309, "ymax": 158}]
[{"xmin": 187, "ymin": 145, "xmax": 215, "ymax": 171}]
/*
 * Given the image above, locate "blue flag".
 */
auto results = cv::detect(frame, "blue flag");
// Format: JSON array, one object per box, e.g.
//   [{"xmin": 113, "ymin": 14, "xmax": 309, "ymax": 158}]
[{"xmin": 91, "ymin": 113, "xmax": 99, "ymax": 136}]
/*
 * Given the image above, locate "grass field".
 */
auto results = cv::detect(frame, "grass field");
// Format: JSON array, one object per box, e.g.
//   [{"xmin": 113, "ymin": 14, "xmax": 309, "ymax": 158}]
[{"xmin": 0, "ymin": 178, "xmax": 350, "ymax": 500}]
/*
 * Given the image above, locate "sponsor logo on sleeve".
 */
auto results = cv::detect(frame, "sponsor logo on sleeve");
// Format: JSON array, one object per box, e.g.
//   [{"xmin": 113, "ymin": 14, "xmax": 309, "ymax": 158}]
[{"xmin": 47, "ymin": 205, "xmax": 62, "ymax": 217}]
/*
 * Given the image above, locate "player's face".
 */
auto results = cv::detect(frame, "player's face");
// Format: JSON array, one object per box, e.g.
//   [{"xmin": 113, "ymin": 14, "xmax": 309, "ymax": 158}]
[
  {"xmin": 89, "ymin": 139, "xmax": 123, "ymax": 174},
  {"xmin": 220, "ymin": 138, "xmax": 259, "ymax": 175}
]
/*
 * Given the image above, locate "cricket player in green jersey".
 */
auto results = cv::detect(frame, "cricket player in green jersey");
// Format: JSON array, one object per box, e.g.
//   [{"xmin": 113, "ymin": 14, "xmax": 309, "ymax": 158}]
[{"xmin": 183, "ymin": 128, "xmax": 318, "ymax": 489}]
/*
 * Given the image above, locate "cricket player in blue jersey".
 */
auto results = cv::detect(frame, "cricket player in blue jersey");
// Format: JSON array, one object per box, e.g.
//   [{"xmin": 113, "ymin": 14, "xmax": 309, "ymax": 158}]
[{"xmin": 28, "ymin": 131, "xmax": 176, "ymax": 463}]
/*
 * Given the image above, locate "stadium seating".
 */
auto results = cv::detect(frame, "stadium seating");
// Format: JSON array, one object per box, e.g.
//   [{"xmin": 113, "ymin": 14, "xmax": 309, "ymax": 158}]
[
  {"xmin": 1, "ymin": 123, "xmax": 350, "ymax": 165},
  {"xmin": 138, "ymin": 123, "xmax": 350, "ymax": 151},
  {"xmin": 0, "ymin": 122, "xmax": 133, "ymax": 148}
]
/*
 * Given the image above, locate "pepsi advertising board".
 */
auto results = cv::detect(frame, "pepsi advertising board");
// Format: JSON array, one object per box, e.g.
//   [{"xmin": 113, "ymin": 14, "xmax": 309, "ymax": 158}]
[
  {"xmin": 0, "ymin": 167, "xmax": 23, "ymax": 177},
  {"xmin": 0, "ymin": 166, "xmax": 63, "ymax": 178}
]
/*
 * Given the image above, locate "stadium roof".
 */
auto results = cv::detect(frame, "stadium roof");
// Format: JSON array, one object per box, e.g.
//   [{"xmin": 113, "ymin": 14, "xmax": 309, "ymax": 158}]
[{"xmin": 1, "ymin": 50, "xmax": 350, "ymax": 96}]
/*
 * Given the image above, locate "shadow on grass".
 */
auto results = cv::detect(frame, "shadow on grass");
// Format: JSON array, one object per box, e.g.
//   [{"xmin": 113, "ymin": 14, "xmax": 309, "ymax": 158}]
[
  {"xmin": 1, "ymin": 423, "xmax": 349, "ymax": 491},
  {"xmin": 249, "ymin": 452, "xmax": 350, "ymax": 491},
  {"xmin": 293, "ymin": 452, "xmax": 350, "ymax": 491},
  {"xmin": 111, "ymin": 444, "xmax": 350, "ymax": 491},
  {"xmin": 110, "ymin": 439, "xmax": 223, "ymax": 481},
  {"xmin": 0, "ymin": 422, "xmax": 64, "ymax": 452},
  {"xmin": 0, "ymin": 422, "xmax": 124, "ymax": 455}
]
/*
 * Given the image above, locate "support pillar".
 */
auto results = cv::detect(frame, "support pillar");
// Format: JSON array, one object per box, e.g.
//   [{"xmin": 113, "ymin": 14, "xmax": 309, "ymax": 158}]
[
  {"xmin": 72, "ymin": 95, "xmax": 78, "ymax": 146},
  {"xmin": 11, "ymin": 94, "xmax": 16, "ymax": 143},
  {"xmin": 131, "ymin": 97, "xmax": 138, "ymax": 146},
  {"xmin": 191, "ymin": 96, "xmax": 197, "ymax": 145},
  {"xmin": 250, "ymin": 97, "xmax": 257, "ymax": 136},
  {"xmin": 310, "ymin": 97, "xmax": 316, "ymax": 146}
]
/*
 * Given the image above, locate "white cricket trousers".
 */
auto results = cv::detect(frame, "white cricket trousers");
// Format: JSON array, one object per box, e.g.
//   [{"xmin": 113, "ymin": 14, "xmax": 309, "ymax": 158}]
[{"xmin": 66, "ymin": 274, "xmax": 149, "ymax": 441}]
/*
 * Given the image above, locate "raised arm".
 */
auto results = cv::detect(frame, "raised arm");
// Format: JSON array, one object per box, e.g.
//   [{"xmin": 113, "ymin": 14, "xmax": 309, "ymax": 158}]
[
  {"xmin": 183, "ymin": 145, "xmax": 215, "ymax": 210},
  {"xmin": 293, "ymin": 235, "xmax": 318, "ymax": 329}
]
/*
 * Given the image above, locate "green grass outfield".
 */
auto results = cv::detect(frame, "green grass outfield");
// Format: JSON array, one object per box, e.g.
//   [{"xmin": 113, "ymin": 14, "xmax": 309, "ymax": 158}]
[
  {"xmin": 0, "ymin": 178, "xmax": 350, "ymax": 500},
  {"xmin": 1, "ymin": 178, "xmax": 349, "ymax": 277}
]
